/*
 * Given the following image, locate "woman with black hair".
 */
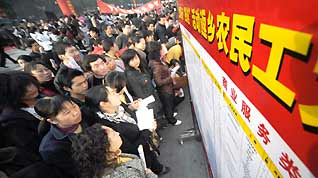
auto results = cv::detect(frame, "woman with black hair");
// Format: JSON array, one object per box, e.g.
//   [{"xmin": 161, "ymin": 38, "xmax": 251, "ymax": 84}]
[
  {"xmin": 121, "ymin": 49, "xmax": 164, "ymax": 119},
  {"xmin": 24, "ymin": 60, "xmax": 59, "ymax": 97},
  {"xmin": 82, "ymin": 85, "xmax": 170, "ymax": 175},
  {"xmin": 34, "ymin": 95, "xmax": 87, "ymax": 178},
  {"xmin": 71, "ymin": 123, "xmax": 158, "ymax": 178},
  {"xmin": 147, "ymin": 41, "xmax": 182, "ymax": 126},
  {"xmin": 0, "ymin": 72, "xmax": 42, "ymax": 175},
  {"xmin": 105, "ymin": 71, "xmax": 140, "ymax": 111},
  {"xmin": 16, "ymin": 55, "xmax": 33, "ymax": 70}
]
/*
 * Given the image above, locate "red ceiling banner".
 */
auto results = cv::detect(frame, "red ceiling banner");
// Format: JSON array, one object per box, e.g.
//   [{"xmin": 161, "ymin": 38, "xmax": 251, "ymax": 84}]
[
  {"xmin": 56, "ymin": 0, "xmax": 72, "ymax": 16},
  {"xmin": 56, "ymin": 0, "xmax": 76, "ymax": 16},
  {"xmin": 96, "ymin": 0, "xmax": 161, "ymax": 14}
]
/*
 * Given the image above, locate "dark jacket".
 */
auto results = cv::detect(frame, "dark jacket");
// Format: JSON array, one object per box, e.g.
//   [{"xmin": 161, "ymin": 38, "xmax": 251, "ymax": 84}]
[
  {"xmin": 115, "ymin": 34, "xmax": 129, "ymax": 50},
  {"xmin": 87, "ymin": 75, "xmax": 105, "ymax": 87},
  {"xmin": 53, "ymin": 63, "xmax": 69, "ymax": 95},
  {"xmin": 29, "ymin": 51, "xmax": 60, "ymax": 74},
  {"xmin": 39, "ymin": 125, "xmax": 79, "ymax": 178},
  {"xmin": 149, "ymin": 60, "xmax": 174, "ymax": 94},
  {"xmin": 0, "ymin": 108, "xmax": 42, "ymax": 175},
  {"xmin": 101, "ymin": 32, "xmax": 116, "ymax": 43},
  {"xmin": 154, "ymin": 23, "xmax": 168, "ymax": 43},
  {"xmin": 125, "ymin": 67, "xmax": 163, "ymax": 118},
  {"xmin": 135, "ymin": 49, "xmax": 150, "ymax": 74},
  {"xmin": 39, "ymin": 80, "xmax": 59, "ymax": 97},
  {"xmin": 125, "ymin": 67, "xmax": 154, "ymax": 99}
]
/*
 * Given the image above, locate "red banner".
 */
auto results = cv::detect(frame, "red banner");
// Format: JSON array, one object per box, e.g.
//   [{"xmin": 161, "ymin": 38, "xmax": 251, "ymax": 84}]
[
  {"xmin": 96, "ymin": 0, "xmax": 161, "ymax": 14},
  {"xmin": 178, "ymin": 0, "xmax": 318, "ymax": 177},
  {"xmin": 56, "ymin": 0, "xmax": 76, "ymax": 16}
]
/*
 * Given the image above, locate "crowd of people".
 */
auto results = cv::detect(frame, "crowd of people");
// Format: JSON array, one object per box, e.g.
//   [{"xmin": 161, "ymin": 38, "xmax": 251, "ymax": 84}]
[{"xmin": 0, "ymin": 1, "xmax": 188, "ymax": 178}]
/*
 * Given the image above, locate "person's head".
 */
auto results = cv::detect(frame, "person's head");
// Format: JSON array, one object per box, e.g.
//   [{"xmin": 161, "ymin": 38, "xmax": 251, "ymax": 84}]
[
  {"xmin": 56, "ymin": 68, "xmax": 88, "ymax": 97},
  {"xmin": 176, "ymin": 34, "xmax": 182, "ymax": 44},
  {"xmin": 131, "ymin": 34, "xmax": 146, "ymax": 51},
  {"xmin": 82, "ymin": 54, "xmax": 109, "ymax": 77},
  {"xmin": 53, "ymin": 41, "xmax": 81, "ymax": 62},
  {"xmin": 158, "ymin": 14, "xmax": 166, "ymax": 25},
  {"xmin": 167, "ymin": 17, "xmax": 174, "ymax": 26},
  {"xmin": 17, "ymin": 55, "xmax": 33, "ymax": 69},
  {"xmin": 103, "ymin": 56, "xmax": 116, "ymax": 71},
  {"xmin": 24, "ymin": 61, "xmax": 53, "ymax": 84},
  {"xmin": 35, "ymin": 95, "xmax": 81, "ymax": 128},
  {"xmin": 92, "ymin": 38, "xmax": 103, "ymax": 49},
  {"xmin": 105, "ymin": 71, "xmax": 127, "ymax": 94},
  {"xmin": 145, "ymin": 20, "xmax": 155, "ymax": 32},
  {"xmin": 71, "ymin": 123, "xmax": 122, "ymax": 178},
  {"xmin": 0, "ymin": 71, "xmax": 40, "ymax": 109},
  {"xmin": 143, "ymin": 30, "xmax": 154, "ymax": 43},
  {"xmin": 122, "ymin": 23, "xmax": 131, "ymax": 35},
  {"xmin": 102, "ymin": 39, "xmax": 118, "ymax": 54},
  {"xmin": 85, "ymin": 85, "xmax": 121, "ymax": 113},
  {"xmin": 30, "ymin": 40, "xmax": 41, "ymax": 53},
  {"xmin": 147, "ymin": 41, "xmax": 162, "ymax": 61},
  {"xmin": 103, "ymin": 24, "xmax": 113, "ymax": 36},
  {"xmin": 121, "ymin": 49, "xmax": 140, "ymax": 70},
  {"xmin": 89, "ymin": 27, "xmax": 99, "ymax": 39}
]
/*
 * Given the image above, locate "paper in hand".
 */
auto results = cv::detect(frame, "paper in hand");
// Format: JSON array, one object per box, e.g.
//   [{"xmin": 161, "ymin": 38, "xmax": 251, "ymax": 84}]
[
  {"xmin": 139, "ymin": 95, "xmax": 155, "ymax": 109},
  {"xmin": 171, "ymin": 65, "xmax": 180, "ymax": 75},
  {"xmin": 136, "ymin": 109, "xmax": 154, "ymax": 130}
]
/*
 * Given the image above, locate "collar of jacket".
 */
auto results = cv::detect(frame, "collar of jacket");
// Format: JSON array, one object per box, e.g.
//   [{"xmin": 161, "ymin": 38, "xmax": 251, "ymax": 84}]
[{"xmin": 50, "ymin": 125, "xmax": 75, "ymax": 140}]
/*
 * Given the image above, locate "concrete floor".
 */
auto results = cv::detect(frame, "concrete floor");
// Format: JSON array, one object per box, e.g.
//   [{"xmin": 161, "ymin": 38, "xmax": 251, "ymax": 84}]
[
  {"xmin": 0, "ymin": 47, "xmax": 29, "ymax": 73},
  {"xmin": 157, "ymin": 88, "xmax": 210, "ymax": 178}
]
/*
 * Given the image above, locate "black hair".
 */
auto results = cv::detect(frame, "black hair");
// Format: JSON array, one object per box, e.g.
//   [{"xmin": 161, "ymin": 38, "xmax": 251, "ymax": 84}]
[
  {"xmin": 71, "ymin": 123, "xmax": 110, "ymax": 178},
  {"xmin": 143, "ymin": 30, "xmax": 154, "ymax": 38},
  {"xmin": 169, "ymin": 59, "xmax": 180, "ymax": 67},
  {"xmin": 92, "ymin": 38, "xmax": 103, "ymax": 46},
  {"xmin": 130, "ymin": 34, "xmax": 144, "ymax": 46},
  {"xmin": 118, "ymin": 22, "xmax": 130, "ymax": 31},
  {"xmin": 17, "ymin": 55, "xmax": 33, "ymax": 63},
  {"xmin": 145, "ymin": 20, "xmax": 155, "ymax": 28},
  {"xmin": 102, "ymin": 39, "xmax": 114, "ymax": 53},
  {"xmin": 24, "ymin": 60, "xmax": 51, "ymax": 74},
  {"xmin": 147, "ymin": 41, "xmax": 161, "ymax": 61},
  {"xmin": 29, "ymin": 39, "xmax": 38, "ymax": 46},
  {"xmin": 105, "ymin": 71, "xmax": 127, "ymax": 93},
  {"xmin": 84, "ymin": 85, "xmax": 110, "ymax": 112},
  {"xmin": 82, "ymin": 54, "xmax": 104, "ymax": 72},
  {"xmin": 158, "ymin": 14, "xmax": 166, "ymax": 21},
  {"xmin": 102, "ymin": 24, "xmax": 113, "ymax": 31},
  {"xmin": 34, "ymin": 95, "xmax": 69, "ymax": 119},
  {"xmin": 53, "ymin": 41, "xmax": 73, "ymax": 55},
  {"xmin": 0, "ymin": 71, "xmax": 40, "ymax": 109},
  {"xmin": 28, "ymin": 26, "xmax": 37, "ymax": 33},
  {"xmin": 56, "ymin": 68, "xmax": 85, "ymax": 94},
  {"xmin": 176, "ymin": 33, "xmax": 182, "ymax": 42},
  {"xmin": 0, "ymin": 73, "xmax": 10, "ymax": 112},
  {"xmin": 120, "ymin": 49, "xmax": 138, "ymax": 67},
  {"xmin": 89, "ymin": 27, "xmax": 100, "ymax": 35}
]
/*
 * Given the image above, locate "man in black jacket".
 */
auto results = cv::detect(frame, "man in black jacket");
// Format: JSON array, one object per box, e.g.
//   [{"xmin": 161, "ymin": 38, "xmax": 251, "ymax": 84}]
[
  {"xmin": 53, "ymin": 41, "xmax": 84, "ymax": 94},
  {"xmin": 154, "ymin": 15, "xmax": 168, "ymax": 44}
]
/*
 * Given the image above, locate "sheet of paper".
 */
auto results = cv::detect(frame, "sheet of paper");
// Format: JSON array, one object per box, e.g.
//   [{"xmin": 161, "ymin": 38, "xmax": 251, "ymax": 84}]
[
  {"xmin": 138, "ymin": 145, "xmax": 147, "ymax": 168},
  {"xmin": 171, "ymin": 65, "xmax": 181, "ymax": 75},
  {"xmin": 136, "ymin": 108, "xmax": 154, "ymax": 130},
  {"xmin": 139, "ymin": 95, "xmax": 155, "ymax": 109}
]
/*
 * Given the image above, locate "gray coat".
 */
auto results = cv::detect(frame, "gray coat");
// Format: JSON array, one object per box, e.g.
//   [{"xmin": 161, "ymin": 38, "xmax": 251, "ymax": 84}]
[{"xmin": 102, "ymin": 153, "xmax": 158, "ymax": 178}]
